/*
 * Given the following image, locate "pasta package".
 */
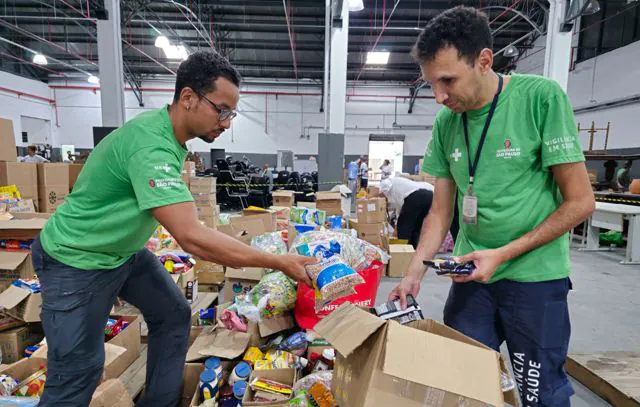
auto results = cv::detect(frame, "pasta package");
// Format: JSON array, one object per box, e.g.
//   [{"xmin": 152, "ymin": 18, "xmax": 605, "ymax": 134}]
[
  {"xmin": 232, "ymin": 272, "xmax": 298, "ymax": 321},
  {"xmin": 305, "ymin": 256, "xmax": 364, "ymax": 312}
]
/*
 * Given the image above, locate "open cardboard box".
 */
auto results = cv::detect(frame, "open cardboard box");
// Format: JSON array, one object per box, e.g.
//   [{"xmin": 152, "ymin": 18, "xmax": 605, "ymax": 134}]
[
  {"xmin": 242, "ymin": 368, "xmax": 297, "ymax": 406},
  {"xmin": 0, "ymin": 284, "xmax": 42, "ymax": 322},
  {"xmin": 314, "ymin": 303, "xmax": 518, "ymax": 407},
  {"xmin": 216, "ymin": 301, "xmax": 295, "ymax": 347},
  {"xmin": 0, "ymin": 212, "xmax": 49, "ymax": 240},
  {"xmin": 0, "ymin": 323, "xmax": 44, "ymax": 363},
  {"xmin": 194, "ymin": 260, "xmax": 225, "ymax": 285},
  {"xmin": 0, "ymin": 251, "xmax": 36, "ymax": 291},
  {"xmin": 218, "ymin": 215, "xmax": 271, "ymax": 245},
  {"xmin": 223, "ymin": 267, "xmax": 265, "ymax": 303}
]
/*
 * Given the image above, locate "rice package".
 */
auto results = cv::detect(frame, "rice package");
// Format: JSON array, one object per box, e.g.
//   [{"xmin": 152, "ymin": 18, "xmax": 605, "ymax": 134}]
[
  {"xmin": 305, "ymin": 256, "xmax": 365, "ymax": 312},
  {"xmin": 251, "ymin": 232, "xmax": 287, "ymax": 273},
  {"xmin": 290, "ymin": 207, "xmax": 326, "ymax": 226},
  {"xmin": 231, "ymin": 272, "xmax": 297, "ymax": 321}
]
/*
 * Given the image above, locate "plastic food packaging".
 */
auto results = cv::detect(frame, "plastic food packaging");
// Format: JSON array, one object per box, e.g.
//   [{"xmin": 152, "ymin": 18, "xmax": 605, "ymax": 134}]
[
  {"xmin": 12, "ymin": 279, "xmax": 40, "ymax": 294},
  {"xmin": 249, "ymin": 377, "xmax": 293, "ymax": 397},
  {"xmin": 0, "ymin": 398, "xmax": 40, "ymax": 406},
  {"xmin": 243, "ymin": 347, "xmax": 264, "ymax": 367},
  {"xmin": 277, "ymin": 332, "xmax": 309, "ymax": 357},
  {"xmin": 326, "ymin": 216, "xmax": 342, "ymax": 230},
  {"xmin": 231, "ymin": 272, "xmax": 297, "ymax": 321},
  {"xmin": 373, "ymin": 294, "xmax": 424, "ymax": 325},
  {"xmin": 287, "ymin": 390, "xmax": 311, "ymax": 406},
  {"xmin": 304, "ymin": 256, "xmax": 365, "ymax": 312},
  {"xmin": 251, "ymin": 232, "xmax": 288, "ymax": 273},
  {"xmin": 308, "ymin": 382, "xmax": 337, "ymax": 407},
  {"xmin": 13, "ymin": 369, "xmax": 46, "ymax": 397},
  {"xmin": 219, "ymin": 308, "xmax": 248, "ymax": 332},
  {"xmin": 293, "ymin": 371, "xmax": 333, "ymax": 395},
  {"xmin": 265, "ymin": 350, "xmax": 308, "ymax": 370},
  {"xmin": 0, "ymin": 375, "xmax": 18, "ymax": 396},
  {"xmin": 290, "ymin": 207, "xmax": 326, "ymax": 226}
]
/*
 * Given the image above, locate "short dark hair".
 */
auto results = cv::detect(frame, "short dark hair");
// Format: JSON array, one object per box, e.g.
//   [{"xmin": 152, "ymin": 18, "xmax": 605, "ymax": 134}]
[
  {"xmin": 411, "ymin": 6, "xmax": 492, "ymax": 65},
  {"xmin": 27, "ymin": 145, "xmax": 36, "ymax": 153},
  {"xmin": 173, "ymin": 50, "xmax": 241, "ymax": 102}
]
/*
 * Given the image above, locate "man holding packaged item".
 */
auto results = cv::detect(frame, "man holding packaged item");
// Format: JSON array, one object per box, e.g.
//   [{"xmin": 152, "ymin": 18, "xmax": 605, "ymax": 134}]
[
  {"xmin": 389, "ymin": 7, "xmax": 594, "ymax": 407},
  {"xmin": 33, "ymin": 50, "xmax": 314, "ymax": 407}
]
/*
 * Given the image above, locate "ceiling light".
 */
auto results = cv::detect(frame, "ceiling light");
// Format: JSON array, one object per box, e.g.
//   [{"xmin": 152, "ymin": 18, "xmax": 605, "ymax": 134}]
[
  {"xmin": 583, "ymin": 0, "xmax": 601, "ymax": 15},
  {"xmin": 155, "ymin": 35, "xmax": 169, "ymax": 48},
  {"xmin": 178, "ymin": 45, "xmax": 189, "ymax": 61},
  {"xmin": 366, "ymin": 51, "xmax": 390, "ymax": 65},
  {"xmin": 87, "ymin": 75, "xmax": 100, "ymax": 85},
  {"xmin": 32, "ymin": 54, "xmax": 47, "ymax": 65},
  {"xmin": 163, "ymin": 44, "xmax": 189, "ymax": 60},
  {"xmin": 504, "ymin": 45, "xmax": 519, "ymax": 58},
  {"xmin": 348, "ymin": 0, "xmax": 364, "ymax": 11}
]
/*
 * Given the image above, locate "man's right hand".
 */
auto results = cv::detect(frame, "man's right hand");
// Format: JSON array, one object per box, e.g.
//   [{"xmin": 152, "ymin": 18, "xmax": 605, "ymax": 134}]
[{"xmin": 388, "ymin": 274, "xmax": 422, "ymax": 310}]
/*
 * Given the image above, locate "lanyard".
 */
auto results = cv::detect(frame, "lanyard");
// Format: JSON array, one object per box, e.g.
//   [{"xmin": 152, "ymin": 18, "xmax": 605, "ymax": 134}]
[{"xmin": 461, "ymin": 74, "xmax": 503, "ymax": 193}]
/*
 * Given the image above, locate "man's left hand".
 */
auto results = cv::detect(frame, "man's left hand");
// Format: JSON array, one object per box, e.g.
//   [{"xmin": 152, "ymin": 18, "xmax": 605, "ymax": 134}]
[{"xmin": 452, "ymin": 249, "xmax": 507, "ymax": 283}]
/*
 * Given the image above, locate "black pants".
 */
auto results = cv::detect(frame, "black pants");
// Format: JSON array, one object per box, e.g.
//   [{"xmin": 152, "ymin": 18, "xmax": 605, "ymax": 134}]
[
  {"xmin": 360, "ymin": 178, "xmax": 368, "ymax": 190},
  {"xmin": 397, "ymin": 189, "xmax": 433, "ymax": 248}
]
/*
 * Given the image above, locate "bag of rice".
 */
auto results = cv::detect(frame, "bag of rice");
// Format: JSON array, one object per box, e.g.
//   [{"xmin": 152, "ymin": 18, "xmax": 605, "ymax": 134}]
[{"xmin": 304, "ymin": 255, "xmax": 365, "ymax": 312}]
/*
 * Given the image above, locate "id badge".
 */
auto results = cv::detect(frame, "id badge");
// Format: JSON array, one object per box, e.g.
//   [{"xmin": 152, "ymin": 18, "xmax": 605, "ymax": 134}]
[{"xmin": 462, "ymin": 193, "xmax": 478, "ymax": 224}]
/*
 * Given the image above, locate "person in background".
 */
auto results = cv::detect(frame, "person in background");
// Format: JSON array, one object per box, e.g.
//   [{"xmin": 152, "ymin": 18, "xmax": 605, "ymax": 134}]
[
  {"xmin": 380, "ymin": 159, "xmax": 392, "ymax": 180},
  {"xmin": 32, "ymin": 50, "xmax": 315, "ymax": 407},
  {"xmin": 359, "ymin": 156, "xmax": 369, "ymax": 190},
  {"xmin": 616, "ymin": 160, "xmax": 633, "ymax": 191},
  {"xmin": 389, "ymin": 7, "xmax": 594, "ymax": 407},
  {"xmin": 19, "ymin": 145, "xmax": 49, "ymax": 163},
  {"xmin": 262, "ymin": 164, "xmax": 274, "ymax": 191},
  {"xmin": 377, "ymin": 177, "xmax": 434, "ymax": 248}
]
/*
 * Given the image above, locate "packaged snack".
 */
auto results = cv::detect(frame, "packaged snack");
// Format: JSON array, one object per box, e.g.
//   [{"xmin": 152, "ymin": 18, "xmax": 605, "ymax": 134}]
[
  {"xmin": 304, "ymin": 256, "xmax": 364, "ymax": 312},
  {"xmin": 288, "ymin": 390, "xmax": 311, "ymax": 406},
  {"xmin": 326, "ymin": 216, "xmax": 342, "ymax": 230},
  {"xmin": 251, "ymin": 232, "xmax": 288, "ymax": 273},
  {"xmin": 12, "ymin": 279, "xmax": 40, "ymax": 294},
  {"xmin": 277, "ymin": 332, "xmax": 309, "ymax": 357},
  {"xmin": 231, "ymin": 272, "xmax": 297, "ymax": 321},
  {"xmin": 308, "ymin": 382, "xmax": 337, "ymax": 407},
  {"xmin": 13, "ymin": 368, "xmax": 46, "ymax": 397},
  {"xmin": 373, "ymin": 294, "xmax": 424, "ymax": 325},
  {"xmin": 290, "ymin": 207, "xmax": 326, "ymax": 226},
  {"xmin": 243, "ymin": 347, "xmax": 264, "ymax": 366},
  {"xmin": 0, "ymin": 375, "xmax": 18, "ymax": 396},
  {"xmin": 293, "ymin": 371, "xmax": 333, "ymax": 395},
  {"xmin": 249, "ymin": 377, "xmax": 293, "ymax": 397},
  {"xmin": 265, "ymin": 350, "xmax": 308, "ymax": 369}
]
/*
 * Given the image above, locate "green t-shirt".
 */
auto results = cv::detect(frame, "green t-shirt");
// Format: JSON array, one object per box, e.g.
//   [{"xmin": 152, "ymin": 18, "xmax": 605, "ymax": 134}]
[
  {"xmin": 40, "ymin": 106, "xmax": 193, "ymax": 270},
  {"xmin": 423, "ymin": 74, "xmax": 584, "ymax": 283}
]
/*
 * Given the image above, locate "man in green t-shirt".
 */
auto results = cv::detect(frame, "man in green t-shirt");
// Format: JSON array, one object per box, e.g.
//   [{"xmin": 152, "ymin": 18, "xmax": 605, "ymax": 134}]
[
  {"xmin": 32, "ymin": 50, "xmax": 314, "ymax": 407},
  {"xmin": 388, "ymin": 7, "xmax": 595, "ymax": 407}
]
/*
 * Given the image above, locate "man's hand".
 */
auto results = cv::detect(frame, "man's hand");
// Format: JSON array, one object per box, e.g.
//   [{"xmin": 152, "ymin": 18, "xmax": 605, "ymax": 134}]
[
  {"xmin": 452, "ymin": 249, "xmax": 507, "ymax": 283},
  {"xmin": 388, "ymin": 274, "xmax": 422, "ymax": 310},
  {"xmin": 276, "ymin": 254, "xmax": 316, "ymax": 288}
]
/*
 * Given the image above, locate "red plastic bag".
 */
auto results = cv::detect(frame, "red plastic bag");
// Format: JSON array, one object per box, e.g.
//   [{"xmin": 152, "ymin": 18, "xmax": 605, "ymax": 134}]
[{"xmin": 294, "ymin": 260, "xmax": 384, "ymax": 329}]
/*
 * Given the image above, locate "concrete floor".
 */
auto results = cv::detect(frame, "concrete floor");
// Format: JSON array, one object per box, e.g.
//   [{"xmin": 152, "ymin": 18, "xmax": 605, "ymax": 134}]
[{"xmin": 375, "ymin": 247, "xmax": 640, "ymax": 406}]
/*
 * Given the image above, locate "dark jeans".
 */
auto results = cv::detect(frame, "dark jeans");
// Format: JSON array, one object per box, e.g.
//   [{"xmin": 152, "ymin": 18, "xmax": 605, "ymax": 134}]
[
  {"xmin": 31, "ymin": 237, "xmax": 191, "ymax": 407},
  {"xmin": 444, "ymin": 278, "xmax": 574, "ymax": 407},
  {"xmin": 397, "ymin": 189, "xmax": 433, "ymax": 248}
]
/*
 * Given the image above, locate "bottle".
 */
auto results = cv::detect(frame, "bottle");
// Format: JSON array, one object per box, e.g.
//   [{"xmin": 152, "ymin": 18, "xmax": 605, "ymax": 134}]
[
  {"xmin": 199, "ymin": 370, "xmax": 219, "ymax": 401},
  {"xmin": 205, "ymin": 357, "xmax": 223, "ymax": 383},
  {"xmin": 233, "ymin": 380, "xmax": 247, "ymax": 403},
  {"xmin": 312, "ymin": 349, "xmax": 335, "ymax": 373},
  {"xmin": 228, "ymin": 361, "xmax": 251, "ymax": 386}
]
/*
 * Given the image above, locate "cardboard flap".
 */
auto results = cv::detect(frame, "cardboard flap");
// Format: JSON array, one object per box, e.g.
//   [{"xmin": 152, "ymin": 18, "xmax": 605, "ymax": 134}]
[
  {"xmin": 0, "ymin": 285, "xmax": 31, "ymax": 310},
  {"xmin": 382, "ymin": 322, "xmax": 503, "ymax": 406},
  {"xmin": 199, "ymin": 328, "xmax": 251, "ymax": 359},
  {"xmin": 313, "ymin": 303, "xmax": 385, "ymax": 358},
  {"xmin": 225, "ymin": 267, "xmax": 264, "ymax": 281},
  {"xmin": 186, "ymin": 326, "xmax": 216, "ymax": 362},
  {"xmin": 0, "ymin": 251, "xmax": 29, "ymax": 270},
  {"xmin": 104, "ymin": 343, "xmax": 128, "ymax": 365},
  {"xmin": 258, "ymin": 312, "xmax": 295, "ymax": 337},
  {"xmin": 90, "ymin": 379, "xmax": 134, "ymax": 407}
]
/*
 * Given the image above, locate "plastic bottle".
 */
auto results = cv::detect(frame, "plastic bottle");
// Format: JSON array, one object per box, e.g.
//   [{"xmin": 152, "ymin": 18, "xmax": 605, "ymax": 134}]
[
  {"xmin": 228, "ymin": 361, "xmax": 251, "ymax": 386},
  {"xmin": 205, "ymin": 357, "xmax": 223, "ymax": 382},
  {"xmin": 233, "ymin": 380, "xmax": 247, "ymax": 403},
  {"xmin": 199, "ymin": 370, "xmax": 219, "ymax": 401}
]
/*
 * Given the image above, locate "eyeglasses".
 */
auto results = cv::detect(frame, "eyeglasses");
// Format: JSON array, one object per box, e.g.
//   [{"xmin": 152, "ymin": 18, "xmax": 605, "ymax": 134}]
[{"xmin": 197, "ymin": 93, "xmax": 237, "ymax": 121}]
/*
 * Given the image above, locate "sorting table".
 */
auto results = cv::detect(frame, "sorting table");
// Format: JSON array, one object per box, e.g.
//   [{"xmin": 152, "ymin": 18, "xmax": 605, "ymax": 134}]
[{"xmin": 581, "ymin": 202, "xmax": 640, "ymax": 265}]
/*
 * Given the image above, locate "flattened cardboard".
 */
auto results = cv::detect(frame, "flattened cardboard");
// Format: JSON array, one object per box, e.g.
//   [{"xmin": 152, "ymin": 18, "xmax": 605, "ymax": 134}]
[
  {"xmin": 0, "ymin": 324, "xmax": 44, "ymax": 363},
  {"xmin": 90, "ymin": 379, "xmax": 134, "ymax": 407},
  {"xmin": 242, "ymin": 368, "xmax": 297, "ymax": 406},
  {"xmin": 187, "ymin": 326, "xmax": 251, "ymax": 361},
  {"xmin": 388, "ymin": 244, "xmax": 415, "ymax": 278},
  {"xmin": 0, "ymin": 284, "xmax": 41, "ymax": 322},
  {"xmin": 36, "ymin": 163, "xmax": 69, "ymax": 186},
  {"xmin": 0, "ymin": 119, "xmax": 17, "ymax": 162},
  {"xmin": 0, "ymin": 213, "xmax": 49, "ymax": 239}
]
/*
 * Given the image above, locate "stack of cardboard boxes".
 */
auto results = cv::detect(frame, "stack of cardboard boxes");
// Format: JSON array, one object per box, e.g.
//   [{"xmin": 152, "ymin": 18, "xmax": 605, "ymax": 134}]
[
  {"xmin": 190, "ymin": 176, "xmax": 219, "ymax": 229},
  {"xmin": 37, "ymin": 163, "xmax": 69, "ymax": 213},
  {"xmin": 0, "ymin": 162, "xmax": 38, "ymax": 210},
  {"xmin": 354, "ymin": 197, "xmax": 389, "ymax": 251}
]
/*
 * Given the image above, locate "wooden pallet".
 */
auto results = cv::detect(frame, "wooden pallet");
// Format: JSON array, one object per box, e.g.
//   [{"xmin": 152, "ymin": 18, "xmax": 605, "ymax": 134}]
[
  {"xmin": 566, "ymin": 352, "xmax": 640, "ymax": 407},
  {"xmin": 114, "ymin": 292, "xmax": 219, "ymax": 342},
  {"xmin": 122, "ymin": 344, "xmax": 148, "ymax": 400}
]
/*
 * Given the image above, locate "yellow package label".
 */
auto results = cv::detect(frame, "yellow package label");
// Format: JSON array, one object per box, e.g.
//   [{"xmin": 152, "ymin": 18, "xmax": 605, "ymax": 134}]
[
  {"xmin": 0, "ymin": 185, "xmax": 21, "ymax": 200},
  {"xmin": 244, "ymin": 347, "xmax": 264, "ymax": 365}
]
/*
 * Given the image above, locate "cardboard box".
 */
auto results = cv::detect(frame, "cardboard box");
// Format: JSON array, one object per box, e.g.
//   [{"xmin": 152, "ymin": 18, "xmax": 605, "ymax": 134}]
[
  {"xmin": 194, "ymin": 260, "xmax": 225, "ymax": 285},
  {"xmin": 172, "ymin": 268, "xmax": 196, "ymax": 290},
  {"xmin": 103, "ymin": 315, "xmax": 141, "ymax": 380},
  {"xmin": 241, "ymin": 210, "xmax": 278, "ymax": 231},
  {"xmin": 0, "ymin": 313, "xmax": 25, "ymax": 332},
  {"xmin": 38, "ymin": 184, "xmax": 68, "ymax": 213},
  {"xmin": 192, "ymin": 193, "xmax": 216, "ymax": 207},
  {"xmin": 196, "ymin": 202, "xmax": 219, "ymax": 217},
  {"xmin": 69, "ymin": 163, "xmax": 84, "ymax": 191},
  {"xmin": 36, "ymin": 163, "xmax": 69, "ymax": 186},
  {"xmin": 368, "ymin": 185, "xmax": 381, "ymax": 197},
  {"xmin": 356, "ymin": 198, "xmax": 387, "ymax": 224},
  {"xmin": 0, "ymin": 162, "xmax": 38, "ymax": 202},
  {"xmin": 297, "ymin": 201, "xmax": 316, "ymax": 209},
  {"xmin": 316, "ymin": 191, "xmax": 342, "ymax": 216},
  {"xmin": 90, "ymin": 379, "xmax": 134, "ymax": 407},
  {"xmin": 0, "ymin": 119, "xmax": 17, "ymax": 162},
  {"xmin": 189, "ymin": 177, "xmax": 216, "ymax": 194},
  {"xmin": 0, "ymin": 357, "xmax": 47, "ymax": 393},
  {"xmin": 356, "ymin": 222, "xmax": 385, "ymax": 246},
  {"xmin": 0, "ymin": 252, "xmax": 35, "ymax": 291},
  {"xmin": 243, "ymin": 368, "xmax": 297, "ymax": 406},
  {"xmin": 0, "ymin": 212, "xmax": 49, "ymax": 240},
  {"xmin": 186, "ymin": 325, "xmax": 251, "ymax": 363},
  {"xmin": 388, "ymin": 244, "xmax": 415, "ymax": 278},
  {"xmin": 218, "ymin": 215, "xmax": 272, "ymax": 245},
  {"xmin": 0, "ymin": 324, "xmax": 44, "ymax": 363},
  {"xmin": 272, "ymin": 190, "xmax": 294, "ymax": 207},
  {"xmin": 182, "ymin": 161, "xmax": 197, "ymax": 189},
  {"xmin": 223, "ymin": 267, "xmax": 265, "ymax": 303},
  {"xmin": 314, "ymin": 303, "xmax": 518, "ymax": 407},
  {"xmin": 182, "ymin": 362, "xmax": 205, "ymax": 407},
  {"xmin": 0, "ymin": 284, "xmax": 42, "ymax": 322}
]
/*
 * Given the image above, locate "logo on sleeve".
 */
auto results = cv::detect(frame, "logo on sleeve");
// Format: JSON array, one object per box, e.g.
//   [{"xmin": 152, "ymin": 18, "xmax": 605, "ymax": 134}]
[
  {"xmin": 450, "ymin": 148, "xmax": 462, "ymax": 162},
  {"xmin": 496, "ymin": 138, "xmax": 520, "ymax": 159},
  {"xmin": 149, "ymin": 179, "xmax": 156, "ymax": 188},
  {"xmin": 153, "ymin": 163, "xmax": 171, "ymax": 173}
]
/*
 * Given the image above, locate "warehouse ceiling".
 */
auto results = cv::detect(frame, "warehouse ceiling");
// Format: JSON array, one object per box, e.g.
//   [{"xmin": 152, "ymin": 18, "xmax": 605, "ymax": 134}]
[{"xmin": 0, "ymin": 0, "xmax": 548, "ymax": 86}]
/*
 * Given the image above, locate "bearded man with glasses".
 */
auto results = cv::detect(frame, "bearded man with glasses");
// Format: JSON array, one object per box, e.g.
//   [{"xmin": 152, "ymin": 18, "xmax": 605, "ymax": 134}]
[{"xmin": 32, "ymin": 50, "xmax": 314, "ymax": 407}]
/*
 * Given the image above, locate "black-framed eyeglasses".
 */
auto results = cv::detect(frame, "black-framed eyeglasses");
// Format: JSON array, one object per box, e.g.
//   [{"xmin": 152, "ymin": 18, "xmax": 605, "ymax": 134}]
[{"xmin": 197, "ymin": 93, "xmax": 237, "ymax": 121}]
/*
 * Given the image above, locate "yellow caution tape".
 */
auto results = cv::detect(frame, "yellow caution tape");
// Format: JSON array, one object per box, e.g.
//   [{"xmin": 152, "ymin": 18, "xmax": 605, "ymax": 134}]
[
  {"xmin": 595, "ymin": 196, "xmax": 640, "ymax": 205},
  {"xmin": 216, "ymin": 181, "xmax": 344, "ymax": 188}
]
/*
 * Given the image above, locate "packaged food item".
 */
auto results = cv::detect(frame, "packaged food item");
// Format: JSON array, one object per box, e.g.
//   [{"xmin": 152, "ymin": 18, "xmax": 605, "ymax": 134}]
[
  {"xmin": 230, "ymin": 272, "xmax": 297, "ymax": 321},
  {"xmin": 372, "ymin": 294, "xmax": 424, "ymax": 325},
  {"xmin": 260, "ymin": 334, "xmax": 286, "ymax": 353},
  {"xmin": 0, "ymin": 398, "xmax": 40, "ymax": 406},
  {"xmin": 199, "ymin": 308, "xmax": 216, "ymax": 326},
  {"xmin": 326, "ymin": 216, "xmax": 342, "ymax": 230},
  {"xmin": 304, "ymin": 256, "xmax": 364, "ymax": 312},
  {"xmin": 308, "ymin": 382, "xmax": 337, "ymax": 407},
  {"xmin": 0, "ymin": 239, "xmax": 33, "ymax": 251},
  {"xmin": 243, "ymin": 347, "xmax": 264, "ymax": 367},
  {"xmin": 219, "ymin": 308, "xmax": 248, "ymax": 332},
  {"xmin": 228, "ymin": 361, "xmax": 252, "ymax": 386},
  {"xmin": 311, "ymin": 349, "xmax": 335, "ymax": 373},
  {"xmin": 290, "ymin": 207, "xmax": 326, "ymax": 226},
  {"xmin": 288, "ymin": 390, "xmax": 311, "ymax": 406},
  {"xmin": 249, "ymin": 377, "xmax": 293, "ymax": 397},
  {"xmin": 233, "ymin": 380, "xmax": 247, "ymax": 402},
  {"xmin": 265, "ymin": 350, "xmax": 308, "ymax": 370},
  {"xmin": 253, "ymin": 389, "xmax": 290, "ymax": 403},
  {"xmin": 205, "ymin": 357, "xmax": 223, "ymax": 383},
  {"xmin": 24, "ymin": 345, "xmax": 40, "ymax": 358},
  {"xmin": 424, "ymin": 256, "xmax": 475, "ymax": 277},
  {"xmin": 199, "ymin": 370, "xmax": 219, "ymax": 401},
  {"xmin": 13, "ymin": 368, "xmax": 46, "ymax": 397},
  {"xmin": 293, "ymin": 371, "xmax": 333, "ymax": 395},
  {"xmin": 12, "ymin": 279, "xmax": 40, "ymax": 293},
  {"xmin": 104, "ymin": 318, "xmax": 129, "ymax": 340},
  {"xmin": 0, "ymin": 375, "xmax": 18, "ymax": 396},
  {"xmin": 251, "ymin": 232, "xmax": 288, "ymax": 274},
  {"xmin": 277, "ymin": 332, "xmax": 309, "ymax": 357}
]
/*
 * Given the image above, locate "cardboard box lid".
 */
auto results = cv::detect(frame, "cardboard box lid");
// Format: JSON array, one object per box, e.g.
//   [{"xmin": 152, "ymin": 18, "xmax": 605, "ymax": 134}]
[
  {"xmin": 313, "ymin": 303, "xmax": 385, "ymax": 358},
  {"xmin": 316, "ymin": 191, "xmax": 341, "ymax": 201},
  {"xmin": 0, "ymin": 251, "xmax": 30, "ymax": 271},
  {"xmin": 382, "ymin": 321, "xmax": 503, "ymax": 406},
  {"xmin": 225, "ymin": 267, "xmax": 265, "ymax": 281},
  {"xmin": 197, "ymin": 327, "xmax": 251, "ymax": 360},
  {"xmin": 272, "ymin": 190, "xmax": 294, "ymax": 198},
  {"xmin": 389, "ymin": 244, "xmax": 415, "ymax": 254},
  {"xmin": 0, "ymin": 284, "xmax": 31, "ymax": 309}
]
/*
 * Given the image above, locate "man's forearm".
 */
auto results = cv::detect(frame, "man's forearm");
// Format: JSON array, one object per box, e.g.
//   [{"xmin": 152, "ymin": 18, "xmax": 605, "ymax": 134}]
[
  {"xmin": 407, "ymin": 211, "xmax": 451, "ymax": 279},
  {"xmin": 499, "ymin": 198, "xmax": 594, "ymax": 262}
]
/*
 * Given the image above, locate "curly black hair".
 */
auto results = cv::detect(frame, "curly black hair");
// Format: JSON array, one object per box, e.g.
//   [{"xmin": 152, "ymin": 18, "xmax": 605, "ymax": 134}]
[
  {"xmin": 173, "ymin": 49, "xmax": 241, "ymax": 102},
  {"xmin": 411, "ymin": 6, "xmax": 492, "ymax": 65}
]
